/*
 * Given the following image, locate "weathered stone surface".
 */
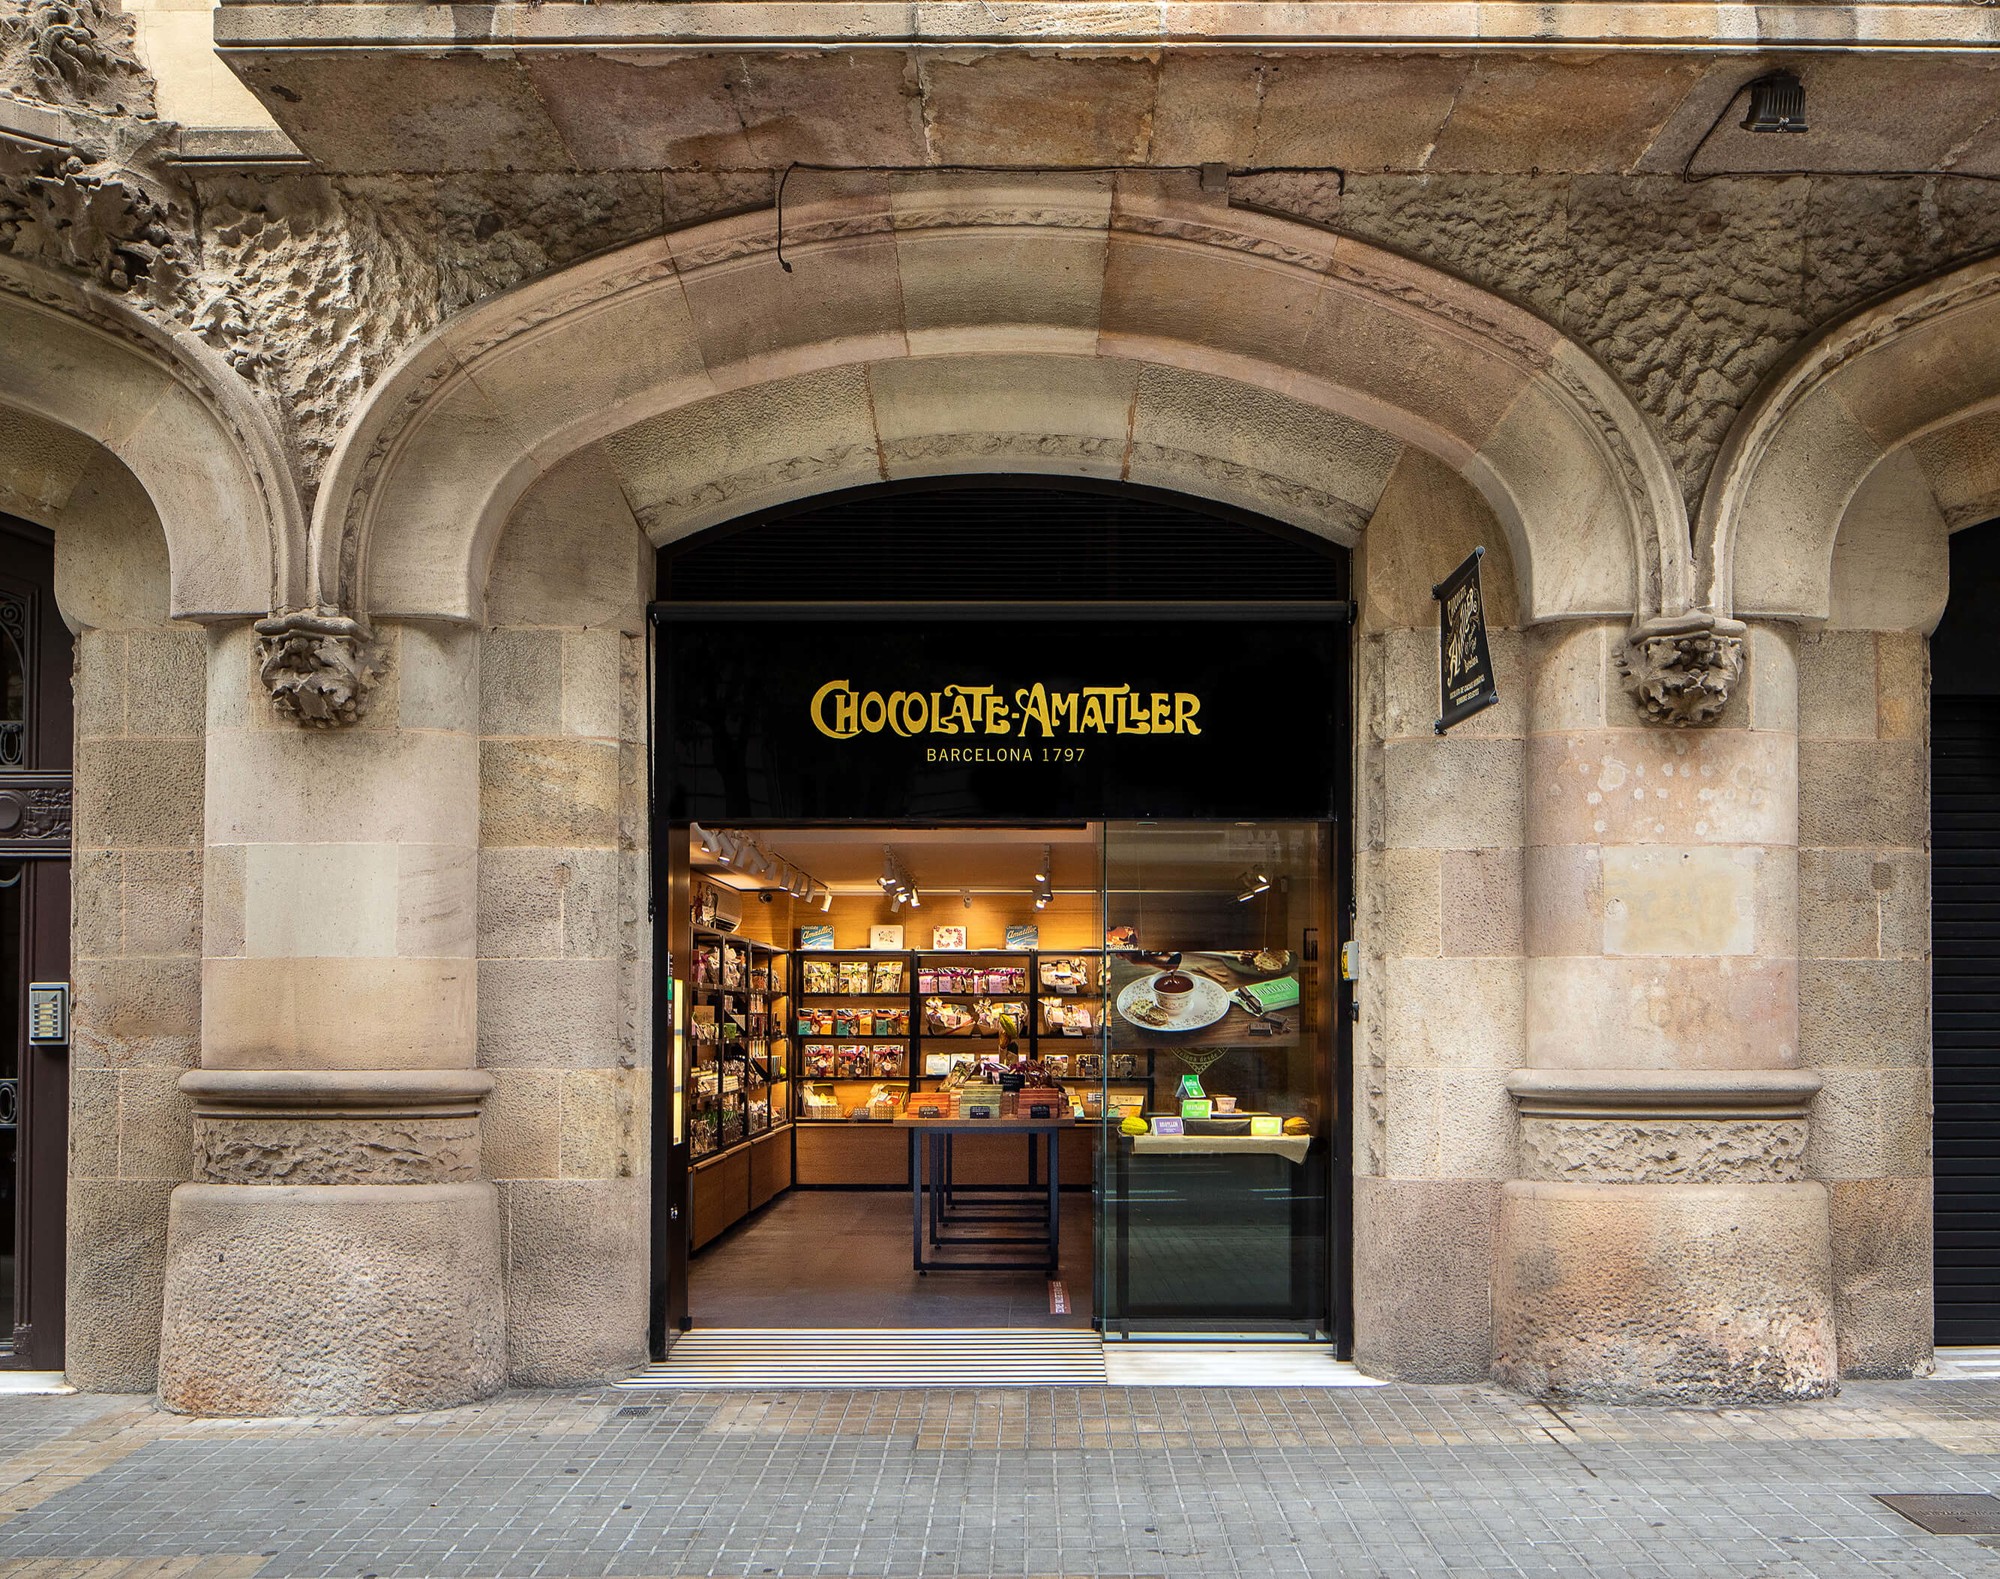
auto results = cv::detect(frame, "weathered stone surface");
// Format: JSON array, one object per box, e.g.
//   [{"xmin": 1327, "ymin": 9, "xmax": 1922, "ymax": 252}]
[
  {"xmin": 65, "ymin": 1177, "xmax": 174, "ymax": 1392},
  {"xmin": 1518, "ymin": 1117, "xmax": 1806, "ymax": 1184},
  {"xmin": 158, "ymin": 1182, "xmax": 505, "ymax": 1414},
  {"xmin": 480, "ymin": 739, "xmax": 622, "ymax": 849},
  {"xmin": 1798, "ymin": 739, "xmax": 1926, "ymax": 851},
  {"xmin": 1828, "ymin": 1176, "xmax": 1933, "ymax": 1381},
  {"xmin": 1799, "ymin": 958, "xmax": 1929, "ymax": 1069},
  {"xmin": 1352, "ymin": 1176, "xmax": 1498, "ymax": 1384},
  {"xmin": 499, "ymin": 1177, "xmax": 649, "ymax": 1387},
  {"xmin": 193, "ymin": 1115, "xmax": 480, "ymax": 1185},
  {"xmin": 478, "ymin": 958, "xmax": 625, "ymax": 1070},
  {"xmin": 1494, "ymin": 1181, "xmax": 1837, "ymax": 1404},
  {"xmin": 0, "ymin": 0, "xmax": 154, "ymax": 114},
  {"xmin": 1380, "ymin": 957, "xmax": 1524, "ymax": 1074}
]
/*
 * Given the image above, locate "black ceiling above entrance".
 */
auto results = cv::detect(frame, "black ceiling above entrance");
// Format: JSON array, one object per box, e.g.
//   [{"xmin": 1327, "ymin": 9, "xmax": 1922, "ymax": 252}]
[{"xmin": 656, "ymin": 478, "xmax": 1350, "ymax": 603}]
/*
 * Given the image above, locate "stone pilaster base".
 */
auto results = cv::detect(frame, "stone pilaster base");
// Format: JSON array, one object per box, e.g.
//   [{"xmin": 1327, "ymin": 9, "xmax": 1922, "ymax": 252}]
[
  {"xmin": 159, "ymin": 1180, "xmax": 505, "ymax": 1414},
  {"xmin": 1492, "ymin": 1179, "xmax": 1837, "ymax": 1404},
  {"xmin": 159, "ymin": 1067, "xmax": 505, "ymax": 1414}
]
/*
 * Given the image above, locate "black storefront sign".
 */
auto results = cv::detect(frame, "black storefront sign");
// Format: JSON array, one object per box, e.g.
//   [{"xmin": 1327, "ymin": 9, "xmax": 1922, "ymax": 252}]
[
  {"xmin": 1432, "ymin": 549, "xmax": 1498, "ymax": 734},
  {"xmin": 656, "ymin": 603, "xmax": 1348, "ymax": 822}
]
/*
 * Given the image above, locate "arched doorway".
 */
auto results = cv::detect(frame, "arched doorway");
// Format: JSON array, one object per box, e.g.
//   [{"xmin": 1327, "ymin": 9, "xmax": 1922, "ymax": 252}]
[
  {"xmin": 0, "ymin": 514, "xmax": 71, "ymax": 1368},
  {"xmin": 651, "ymin": 478, "xmax": 1353, "ymax": 1355}
]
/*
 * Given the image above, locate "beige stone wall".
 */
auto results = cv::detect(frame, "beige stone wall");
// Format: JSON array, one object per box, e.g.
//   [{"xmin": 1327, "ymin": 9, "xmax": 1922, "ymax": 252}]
[
  {"xmin": 1350, "ymin": 447, "xmax": 1525, "ymax": 1382},
  {"xmin": 60, "ymin": 477, "xmax": 204, "ymax": 1391},
  {"xmin": 123, "ymin": 0, "xmax": 275, "ymax": 129},
  {"xmin": 478, "ymin": 459, "xmax": 654, "ymax": 1384},
  {"xmin": 1797, "ymin": 626, "xmax": 1932, "ymax": 1378}
]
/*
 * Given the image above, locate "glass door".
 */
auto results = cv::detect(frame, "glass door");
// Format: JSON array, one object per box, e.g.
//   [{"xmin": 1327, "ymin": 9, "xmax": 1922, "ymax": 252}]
[{"xmin": 1095, "ymin": 821, "xmax": 1334, "ymax": 1337}]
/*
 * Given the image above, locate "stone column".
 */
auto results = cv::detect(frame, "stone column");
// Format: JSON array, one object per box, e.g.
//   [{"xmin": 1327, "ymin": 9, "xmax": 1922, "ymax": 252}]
[
  {"xmin": 156, "ymin": 620, "xmax": 504, "ymax": 1414},
  {"xmin": 1493, "ymin": 619, "xmax": 1836, "ymax": 1403}
]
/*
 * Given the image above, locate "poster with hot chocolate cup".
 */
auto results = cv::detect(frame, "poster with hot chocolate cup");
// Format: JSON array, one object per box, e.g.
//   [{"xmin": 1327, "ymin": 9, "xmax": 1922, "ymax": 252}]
[{"xmin": 1105, "ymin": 949, "xmax": 1300, "ymax": 1049}]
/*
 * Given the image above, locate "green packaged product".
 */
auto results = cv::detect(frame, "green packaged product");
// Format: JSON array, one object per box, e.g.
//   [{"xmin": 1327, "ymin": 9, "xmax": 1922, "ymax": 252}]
[{"xmin": 1239, "ymin": 975, "xmax": 1300, "ymax": 1012}]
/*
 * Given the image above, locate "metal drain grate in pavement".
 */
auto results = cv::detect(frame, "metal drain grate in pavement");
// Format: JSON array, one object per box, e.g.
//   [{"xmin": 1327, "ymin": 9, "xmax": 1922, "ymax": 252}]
[{"xmin": 1877, "ymin": 1494, "xmax": 2000, "ymax": 1534}]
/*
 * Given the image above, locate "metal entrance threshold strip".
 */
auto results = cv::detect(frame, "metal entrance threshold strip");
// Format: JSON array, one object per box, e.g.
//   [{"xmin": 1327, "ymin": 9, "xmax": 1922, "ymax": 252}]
[{"xmin": 618, "ymin": 1330, "xmax": 1386, "ymax": 1389}]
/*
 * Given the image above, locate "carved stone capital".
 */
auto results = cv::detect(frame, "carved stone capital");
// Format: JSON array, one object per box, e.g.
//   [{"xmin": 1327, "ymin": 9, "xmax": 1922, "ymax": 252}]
[
  {"xmin": 1507, "ymin": 1067, "xmax": 1821, "ymax": 1186},
  {"xmin": 1617, "ymin": 612, "xmax": 1747, "ymax": 727},
  {"xmin": 180, "ymin": 1069, "xmax": 493, "ymax": 1187},
  {"xmin": 254, "ymin": 609, "xmax": 383, "ymax": 728},
  {"xmin": 0, "ymin": 0, "xmax": 155, "ymax": 116}
]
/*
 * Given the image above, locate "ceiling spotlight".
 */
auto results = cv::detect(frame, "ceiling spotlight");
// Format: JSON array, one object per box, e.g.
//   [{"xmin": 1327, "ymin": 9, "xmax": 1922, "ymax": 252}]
[
  {"xmin": 962, "ymin": 889, "xmax": 973, "ymax": 909},
  {"xmin": 1034, "ymin": 845, "xmax": 1051, "ymax": 883},
  {"xmin": 1236, "ymin": 868, "xmax": 1272, "ymax": 903},
  {"xmin": 1742, "ymin": 70, "xmax": 1807, "ymax": 134},
  {"xmin": 880, "ymin": 847, "xmax": 899, "ymax": 891},
  {"xmin": 821, "ymin": 888, "xmax": 834, "ymax": 912},
  {"xmin": 692, "ymin": 823, "xmax": 720, "ymax": 857},
  {"xmin": 908, "ymin": 887, "xmax": 921, "ymax": 909}
]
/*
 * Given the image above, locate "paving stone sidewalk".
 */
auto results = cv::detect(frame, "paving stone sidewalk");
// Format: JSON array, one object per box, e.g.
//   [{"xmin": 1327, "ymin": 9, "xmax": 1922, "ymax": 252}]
[{"xmin": 8, "ymin": 1380, "xmax": 2000, "ymax": 1576}]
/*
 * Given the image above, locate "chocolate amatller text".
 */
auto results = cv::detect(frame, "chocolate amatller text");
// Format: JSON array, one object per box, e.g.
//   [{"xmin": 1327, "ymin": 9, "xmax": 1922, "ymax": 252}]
[{"xmin": 810, "ymin": 681, "xmax": 1202, "ymax": 740}]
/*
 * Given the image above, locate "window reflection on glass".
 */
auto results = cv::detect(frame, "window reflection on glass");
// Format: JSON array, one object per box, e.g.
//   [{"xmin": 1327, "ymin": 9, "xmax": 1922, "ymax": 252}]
[
  {"xmin": 0, "ymin": 612, "xmax": 24, "ymax": 769},
  {"xmin": 1098, "ymin": 821, "xmax": 1333, "ymax": 1336}
]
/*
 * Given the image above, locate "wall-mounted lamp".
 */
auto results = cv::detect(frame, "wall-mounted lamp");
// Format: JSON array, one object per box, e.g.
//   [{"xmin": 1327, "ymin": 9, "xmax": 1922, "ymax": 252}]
[
  {"xmin": 1236, "ymin": 868, "xmax": 1272, "ymax": 903},
  {"xmin": 1742, "ymin": 70, "xmax": 1807, "ymax": 134}
]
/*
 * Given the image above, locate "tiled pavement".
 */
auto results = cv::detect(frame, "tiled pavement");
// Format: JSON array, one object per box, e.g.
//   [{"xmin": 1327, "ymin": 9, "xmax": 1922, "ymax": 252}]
[{"xmin": 11, "ymin": 1382, "xmax": 2000, "ymax": 1575}]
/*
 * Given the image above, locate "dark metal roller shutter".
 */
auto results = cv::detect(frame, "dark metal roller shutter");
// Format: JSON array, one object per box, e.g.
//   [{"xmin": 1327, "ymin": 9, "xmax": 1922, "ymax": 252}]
[{"xmin": 1933, "ymin": 694, "xmax": 2000, "ymax": 1344}]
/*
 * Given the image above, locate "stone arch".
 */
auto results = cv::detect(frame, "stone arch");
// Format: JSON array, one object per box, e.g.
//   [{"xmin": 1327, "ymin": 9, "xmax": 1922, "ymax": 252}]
[
  {"xmin": 0, "ymin": 258, "xmax": 303, "ymax": 620},
  {"xmin": 1699, "ymin": 250, "xmax": 2000, "ymax": 630},
  {"xmin": 315, "ymin": 178, "xmax": 1690, "ymax": 627}
]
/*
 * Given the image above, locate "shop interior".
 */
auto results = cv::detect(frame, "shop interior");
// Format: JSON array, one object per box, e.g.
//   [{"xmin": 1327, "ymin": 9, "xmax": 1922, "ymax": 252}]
[{"xmin": 675, "ymin": 822, "xmax": 1335, "ymax": 1338}]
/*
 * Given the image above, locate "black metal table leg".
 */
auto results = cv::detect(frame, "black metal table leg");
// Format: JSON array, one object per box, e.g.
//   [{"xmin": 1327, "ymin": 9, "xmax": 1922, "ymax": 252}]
[
  {"xmin": 1047, "ymin": 1126, "xmax": 1061, "ymax": 1274},
  {"xmin": 910, "ymin": 1126, "xmax": 924, "ymax": 1273}
]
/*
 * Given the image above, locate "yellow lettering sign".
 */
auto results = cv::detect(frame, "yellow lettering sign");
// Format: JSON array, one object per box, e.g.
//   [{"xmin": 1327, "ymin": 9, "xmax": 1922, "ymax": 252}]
[{"xmin": 812, "ymin": 680, "xmax": 1203, "ymax": 741}]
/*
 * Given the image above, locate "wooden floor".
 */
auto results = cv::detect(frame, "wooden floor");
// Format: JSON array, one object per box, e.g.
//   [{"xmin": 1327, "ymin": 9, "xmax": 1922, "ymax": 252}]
[{"xmin": 688, "ymin": 1188, "xmax": 1095, "ymax": 1329}]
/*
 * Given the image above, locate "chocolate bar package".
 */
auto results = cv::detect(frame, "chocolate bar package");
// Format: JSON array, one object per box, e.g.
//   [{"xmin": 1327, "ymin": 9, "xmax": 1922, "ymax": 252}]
[{"xmin": 1238, "ymin": 975, "xmax": 1301, "ymax": 1013}]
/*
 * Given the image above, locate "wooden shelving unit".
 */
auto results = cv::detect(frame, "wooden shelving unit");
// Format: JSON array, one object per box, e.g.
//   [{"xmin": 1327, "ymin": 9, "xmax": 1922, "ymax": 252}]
[
  {"xmin": 688, "ymin": 927, "xmax": 793, "ymax": 1164},
  {"xmin": 791, "ymin": 946, "xmax": 1155, "ymax": 1127}
]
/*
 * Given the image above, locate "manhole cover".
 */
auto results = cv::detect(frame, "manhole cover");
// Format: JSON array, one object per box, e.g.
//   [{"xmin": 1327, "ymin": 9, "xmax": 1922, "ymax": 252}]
[{"xmin": 1877, "ymin": 1494, "xmax": 2000, "ymax": 1534}]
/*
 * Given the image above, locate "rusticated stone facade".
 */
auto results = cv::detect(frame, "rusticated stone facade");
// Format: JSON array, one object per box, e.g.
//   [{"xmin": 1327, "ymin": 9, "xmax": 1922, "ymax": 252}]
[{"xmin": 0, "ymin": 0, "xmax": 1991, "ymax": 1412}]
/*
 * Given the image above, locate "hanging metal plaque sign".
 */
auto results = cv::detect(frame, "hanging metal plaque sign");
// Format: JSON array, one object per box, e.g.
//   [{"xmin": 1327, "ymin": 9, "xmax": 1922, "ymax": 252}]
[{"xmin": 1433, "ymin": 548, "xmax": 1499, "ymax": 734}]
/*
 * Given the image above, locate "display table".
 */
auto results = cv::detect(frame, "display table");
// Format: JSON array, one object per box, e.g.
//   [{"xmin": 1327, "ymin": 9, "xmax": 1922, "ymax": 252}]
[
  {"xmin": 1127, "ymin": 1133, "xmax": 1311, "ymax": 1164},
  {"xmin": 897, "ymin": 1116, "xmax": 1067, "ymax": 1274},
  {"xmin": 1106, "ymin": 1130, "xmax": 1325, "ymax": 1335}
]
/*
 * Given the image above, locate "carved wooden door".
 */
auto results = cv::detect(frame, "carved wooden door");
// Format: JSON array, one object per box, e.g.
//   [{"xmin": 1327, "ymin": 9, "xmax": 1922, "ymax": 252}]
[{"xmin": 0, "ymin": 517, "xmax": 71, "ymax": 1369}]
